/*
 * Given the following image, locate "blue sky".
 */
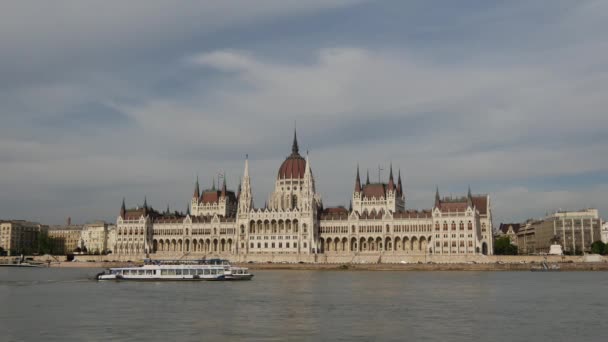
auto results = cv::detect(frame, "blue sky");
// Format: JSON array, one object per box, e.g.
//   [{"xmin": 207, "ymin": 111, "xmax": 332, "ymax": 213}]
[{"xmin": 0, "ymin": 0, "xmax": 607, "ymax": 226}]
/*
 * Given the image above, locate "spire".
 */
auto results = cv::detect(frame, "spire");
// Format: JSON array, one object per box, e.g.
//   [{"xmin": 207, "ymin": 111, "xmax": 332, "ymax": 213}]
[
  {"xmin": 143, "ymin": 196, "xmax": 148, "ymax": 209},
  {"xmin": 366, "ymin": 169, "xmax": 370, "ymax": 185},
  {"xmin": 193, "ymin": 175, "xmax": 200, "ymax": 199},
  {"xmin": 388, "ymin": 163, "xmax": 395, "ymax": 191},
  {"xmin": 221, "ymin": 178, "xmax": 227, "ymax": 197},
  {"xmin": 467, "ymin": 186, "xmax": 473, "ymax": 207},
  {"xmin": 349, "ymin": 199, "xmax": 353, "ymax": 212},
  {"xmin": 355, "ymin": 164, "xmax": 361, "ymax": 192},
  {"xmin": 397, "ymin": 169, "xmax": 403, "ymax": 196},
  {"xmin": 120, "ymin": 197, "xmax": 126, "ymax": 218},
  {"xmin": 244, "ymin": 154, "xmax": 249, "ymax": 178},
  {"xmin": 186, "ymin": 203, "xmax": 190, "ymax": 216},
  {"xmin": 211, "ymin": 179, "xmax": 216, "ymax": 191},
  {"xmin": 304, "ymin": 151, "xmax": 312, "ymax": 176},
  {"xmin": 291, "ymin": 127, "xmax": 299, "ymax": 154},
  {"xmin": 166, "ymin": 203, "xmax": 170, "ymax": 215},
  {"xmin": 435, "ymin": 186, "xmax": 440, "ymax": 207}
]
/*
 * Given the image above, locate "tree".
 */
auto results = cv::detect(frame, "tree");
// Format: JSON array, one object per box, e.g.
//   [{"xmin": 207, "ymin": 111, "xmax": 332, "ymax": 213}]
[
  {"xmin": 494, "ymin": 236, "xmax": 518, "ymax": 255},
  {"xmin": 36, "ymin": 230, "xmax": 53, "ymax": 255},
  {"xmin": 590, "ymin": 241, "xmax": 605, "ymax": 255}
]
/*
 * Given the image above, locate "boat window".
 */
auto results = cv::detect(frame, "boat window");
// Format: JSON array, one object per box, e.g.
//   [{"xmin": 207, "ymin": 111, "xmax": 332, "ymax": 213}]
[
  {"xmin": 161, "ymin": 269, "xmax": 168, "ymax": 275},
  {"xmin": 168, "ymin": 269, "xmax": 176, "ymax": 275},
  {"xmin": 146, "ymin": 270, "xmax": 153, "ymax": 275},
  {"xmin": 138, "ymin": 270, "xmax": 145, "ymax": 275},
  {"xmin": 176, "ymin": 269, "xmax": 182, "ymax": 275},
  {"xmin": 130, "ymin": 270, "xmax": 137, "ymax": 275}
]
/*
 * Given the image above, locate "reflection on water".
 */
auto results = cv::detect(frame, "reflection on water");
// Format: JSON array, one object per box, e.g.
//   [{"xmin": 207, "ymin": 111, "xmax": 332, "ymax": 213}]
[{"xmin": 1, "ymin": 268, "xmax": 607, "ymax": 341}]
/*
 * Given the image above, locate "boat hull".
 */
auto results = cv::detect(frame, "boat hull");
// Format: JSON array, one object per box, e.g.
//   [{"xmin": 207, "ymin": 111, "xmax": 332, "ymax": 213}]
[{"xmin": 97, "ymin": 274, "xmax": 226, "ymax": 281}]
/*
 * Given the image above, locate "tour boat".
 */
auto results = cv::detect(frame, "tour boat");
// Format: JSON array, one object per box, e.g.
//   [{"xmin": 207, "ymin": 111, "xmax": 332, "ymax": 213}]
[{"xmin": 96, "ymin": 259, "xmax": 254, "ymax": 281}]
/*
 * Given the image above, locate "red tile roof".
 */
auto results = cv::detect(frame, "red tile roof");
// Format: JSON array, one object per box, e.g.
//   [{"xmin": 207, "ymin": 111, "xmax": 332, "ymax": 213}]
[
  {"xmin": 439, "ymin": 201, "xmax": 468, "ymax": 212},
  {"xmin": 472, "ymin": 196, "xmax": 488, "ymax": 215},
  {"xmin": 199, "ymin": 190, "xmax": 236, "ymax": 204},
  {"xmin": 278, "ymin": 153, "xmax": 306, "ymax": 179},
  {"xmin": 362, "ymin": 183, "xmax": 386, "ymax": 199}
]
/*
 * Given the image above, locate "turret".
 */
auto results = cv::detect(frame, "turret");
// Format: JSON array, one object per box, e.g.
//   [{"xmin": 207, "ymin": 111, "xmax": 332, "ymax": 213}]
[
  {"xmin": 221, "ymin": 178, "xmax": 227, "ymax": 198},
  {"xmin": 120, "ymin": 197, "xmax": 126, "ymax": 219},
  {"xmin": 193, "ymin": 176, "xmax": 200, "ymax": 199},
  {"xmin": 435, "ymin": 186, "xmax": 441, "ymax": 208},
  {"xmin": 397, "ymin": 169, "xmax": 403, "ymax": 197},
  {"xmin": 238, "ymin": 155, "xmax": 253, "ymax": 213},
  {"xmin": 355, "ymin": 164, "xmax": 361, "ymax": 193},
  {"xmin": 292, "ymin": 127, "xmax": 299, "ymax": 154},
  {"xmin": 388, "ymin": 163, "xmax": 395, "ymax": 192}
]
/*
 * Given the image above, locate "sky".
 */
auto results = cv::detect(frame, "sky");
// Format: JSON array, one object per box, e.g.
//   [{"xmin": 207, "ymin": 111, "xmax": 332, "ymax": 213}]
[{"xmin": 1, "ymin": 0, "xmax": 607, "ymax": 226}]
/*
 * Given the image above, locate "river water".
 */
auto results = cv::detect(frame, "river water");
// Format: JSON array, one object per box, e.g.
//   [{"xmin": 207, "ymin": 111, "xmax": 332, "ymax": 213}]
[{"xmin": 0, "ymin": 268, "xmax": 606, "ymax": 341}]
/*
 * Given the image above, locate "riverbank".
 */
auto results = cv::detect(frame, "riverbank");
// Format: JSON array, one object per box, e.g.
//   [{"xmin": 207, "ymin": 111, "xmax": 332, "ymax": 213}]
[{"xmin": 40, "ymin": 260, "xmax": 608, "ymax": 271}]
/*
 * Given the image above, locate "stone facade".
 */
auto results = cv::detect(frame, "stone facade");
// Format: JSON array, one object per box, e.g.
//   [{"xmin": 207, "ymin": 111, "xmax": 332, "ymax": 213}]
[
  {"xmin": 48, "ymin": 226, "xmax": 83, "ymax": 254},
  {"xmin": 0, "ymin": 220, "xmax": 48, "ymax": 255},
  {"xmin": 80, "ymin": 222, "xmax": 110, "ymax": 254},
  {"xmin": 515, "ymin": 209, "xmax": 602, "ymax": 254},
  {"xmin": 114, "ymin": 130, "xmax": 493, "ymax": 259},
  {"xmin": 601, "ymin": 221, "xmax": 608, "ymax": 244}
]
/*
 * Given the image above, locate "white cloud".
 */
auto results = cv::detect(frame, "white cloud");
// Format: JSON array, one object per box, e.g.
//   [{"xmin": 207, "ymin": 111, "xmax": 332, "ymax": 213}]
[{"xmin": 1, "ymin": 1, "xmax": 608, "ymax": 224}]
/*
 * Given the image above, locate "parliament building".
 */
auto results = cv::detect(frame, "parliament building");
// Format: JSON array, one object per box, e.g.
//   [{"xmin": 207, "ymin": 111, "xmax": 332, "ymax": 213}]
[{"xmin": 115, "ymin": 130, "xmax": 494, "ymax": 261}]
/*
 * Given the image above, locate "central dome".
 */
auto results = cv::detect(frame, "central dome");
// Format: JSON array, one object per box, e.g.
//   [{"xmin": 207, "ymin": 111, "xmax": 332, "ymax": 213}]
[
  {"xmin": 278, "ymin": 153, "xmax": 306, "ymax": 179},
  {"xmin": 277, "ymin": 129, "xmax": 306, "ymax": 180}
]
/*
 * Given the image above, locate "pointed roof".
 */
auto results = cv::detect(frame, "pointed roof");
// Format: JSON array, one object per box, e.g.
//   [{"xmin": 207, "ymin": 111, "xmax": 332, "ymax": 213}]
[
  {"xmin": 435, "ymin": 186, "xmax": 440, "ymax": 207},
  {"xmin": 120, "ymin": 197, "xmax": 126, "ymax": 218},
  {"xmin": 292, "ymin": 127, "xmax": 299, "ymax": 154},
  {"xmin": 366, "ymin": 169, "xmax": 370, "ymax": 185},
  {"xmin": 193, "ymin": 175, "xmax": 200, "ymax": 199},
  {"xmin": 243, "ymin": 154, "xmax": 250, "ymax": 178},
  {"xmin": 388, "ymin": 163, "xmax": 395, "ymax": 191},
  {"xmin": 355, "ymin": 164, "xmax": 361, "ymax": 192},
  {"xmin": 278, "ymin": 129, "xmax": 306, "ymax": 180},
  {"xmin": 221, "ymin": 178, "xmax": 227, "ymax": 197},
  {"xmin": 397, "ymin": 169, "xmax": 403, "ymax": 196}
]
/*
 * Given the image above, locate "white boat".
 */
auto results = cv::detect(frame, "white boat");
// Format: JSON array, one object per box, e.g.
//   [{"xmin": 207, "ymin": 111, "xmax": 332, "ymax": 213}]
[{"xmin": 96, "ymin": 259, "xmax": 254, "ymax": 281}]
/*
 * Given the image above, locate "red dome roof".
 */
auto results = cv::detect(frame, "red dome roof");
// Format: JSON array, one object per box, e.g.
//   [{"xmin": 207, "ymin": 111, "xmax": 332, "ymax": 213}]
[
  {"xmin": 277, "ymin": 129, "xmax": 307, "ymax": 179},
  {"xmin": 278, "ymin": 153, "xmax": 306, "ymax": 179}
]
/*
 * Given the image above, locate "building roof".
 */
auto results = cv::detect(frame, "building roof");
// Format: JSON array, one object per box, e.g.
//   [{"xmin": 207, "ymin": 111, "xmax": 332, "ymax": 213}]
[
  {"xmin": 362, "ymin": 183, "xmax": 386, "ymax": 199},
  {"xmin": 499, "ymin": 223, "xmax": 521, "ymax": 234},
  {"xmin": 320, "ymin": 207, "xmax": 349, "ymax": 220},
  {"xmin": 200, "ymin": 190, "xmax": 236, "ymax": 204},
  {"xmin": 277, "ymin": 129, "xmax": 307, "ymax": 180},
  {"xmin": 393, "ymin": 210, "xmax": 433, "ymax": 219},
  {"xmin": 472, "ymin": 196, "xmax": 488, "ymax": 215}
]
